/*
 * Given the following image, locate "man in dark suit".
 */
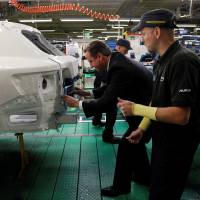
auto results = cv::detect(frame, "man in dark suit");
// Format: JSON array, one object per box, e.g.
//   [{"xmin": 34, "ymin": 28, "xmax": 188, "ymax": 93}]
[
  {"xmin": 81, "ymin": 39, "xmax": 134, "ymax": 143},
  {"xmin": 64, "ymin": 40, "xmax": 152, "ymax": 195}
]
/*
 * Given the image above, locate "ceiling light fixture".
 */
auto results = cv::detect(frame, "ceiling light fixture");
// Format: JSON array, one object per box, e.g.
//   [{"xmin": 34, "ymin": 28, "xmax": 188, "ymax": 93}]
[
  {"xmin": 112, "ymin": 26, "xmax": 124, "ymax": 29},
  {"xmin": 177, "ymin": 24, "xmax": 197, "ymax": 28},
  {"xmin": 40, "ymin": 30, "xmax": 55, "ymax": 32},
  {"xmin": 109, "ymin": 18, "xmax": 140, "ymax": 22},
  {"xmin": 19, "ymin": 18, "xmax": 52, "ymax": 23},
  {"xmin": 107, "ymin": 24, "xmax": 128, "ymax": 27},
  {"xmin": 106, "ymin": 36, "xmax": 119, "ymax": 39},
  {"xmin": 85, "ymin": 28, "xmax": 107, "ymax": 31},
  {"xmin": 102, "ymin": 31, "xmax": 119, "ymax": 34},
  {"xmin": 77, "ymin": 35, "xmax": 93, "ymax": 38}
]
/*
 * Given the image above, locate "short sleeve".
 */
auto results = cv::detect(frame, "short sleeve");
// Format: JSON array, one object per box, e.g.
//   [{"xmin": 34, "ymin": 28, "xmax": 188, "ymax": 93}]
[{"xmin": 168, "ymin": 59, "xmax": 199, "ymax": 107}]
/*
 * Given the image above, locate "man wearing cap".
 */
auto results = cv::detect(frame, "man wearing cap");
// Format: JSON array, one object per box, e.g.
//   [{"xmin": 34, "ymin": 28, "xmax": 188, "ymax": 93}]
[
  {"xmin": 115, "ymin": 38, "xmax": 133, "ymax": 55},
  {"xmin": 118, "ymin": 9, "xmax": 200, "ymax": 200}
]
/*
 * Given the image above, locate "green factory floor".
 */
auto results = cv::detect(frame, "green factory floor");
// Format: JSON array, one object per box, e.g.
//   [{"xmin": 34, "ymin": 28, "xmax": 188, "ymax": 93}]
[{"xmin": 0, "ymin": 119, "xmax": 200, "ymax": 200}]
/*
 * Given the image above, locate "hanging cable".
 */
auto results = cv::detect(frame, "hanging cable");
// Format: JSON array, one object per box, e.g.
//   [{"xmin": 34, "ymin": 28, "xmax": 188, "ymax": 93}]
[{"xmin": 9, "ymin": 0, "xmax": 120, "ymax": 21}]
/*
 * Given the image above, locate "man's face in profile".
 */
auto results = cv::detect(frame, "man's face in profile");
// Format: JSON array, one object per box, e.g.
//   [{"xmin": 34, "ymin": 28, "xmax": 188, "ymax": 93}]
[{"xmin": 85, "ymin": 51, "xmax": 107, "ymax": 71}]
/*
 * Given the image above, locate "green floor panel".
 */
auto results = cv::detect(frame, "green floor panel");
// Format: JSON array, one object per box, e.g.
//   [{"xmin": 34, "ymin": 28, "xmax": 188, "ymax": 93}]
[
  {"xmin": 61, "ymin": 124, "xmax": 76, "ymax": 135},
  {"xmin": 96, "ymin": 138, "xmax": 127, "ymax": 200},
  {"xmin": 0, "ymin": 119, "xmax": 199, "ymax": 200},
  {"xmin": 145, "ymin": 140, "xmax": 152, "ymax": 160},
  {"xmin": 9, "ymin": 137, "xmax": 50, "ymax": 200},
  {"xmin": 114, "ymin": 121, "xmax": 129, "ymax": 135},
  {"xmin": 88, "ymin": 122, "xmax": 104, "ymax": 135},
  {"xmin": 32, "ymin": 130, "xmax": 48, "ymax": 137},
  {"xmin": 67, "ymin": 107, "xmax": 79, "ymax": 113},
  {"xmin": 182, "ymin": 188, "xmax": 200, "ymax": 200},
  {"xmin": 75, "ymin": 122, "xmax": 89, "ymax": 135},
  {"xmin": 127, "ymin": 183, "xmax": 149, "ymax": 200},
  {"xmin": 96, "ymin": 137, "xmax": 116, "ymax": 188},
  {"xmin": 0, "ymin": 136, "xmax": 25, "ymax": 200},
  {"xmin": 78, "ymin": 136, "xmax": 101, "ymax": 200},
  {"xmin": 28, "ymin": 137, "xmax": 66, "ymax": 200},
  {"xmin": 0, "ymin": 136, "xmax": 17, "ymax": 150},
  {"xmin": 191, "ymin": 146, "xmax": 200, "ymax": 168},
  {"xmin": 189, "ymin": 167, "xmax": 200, "ymax": 182},
  {"xmin": 47, "ymin": 128, "xmax": 62, "ymax": 136},
  {"xmin": 58, "ymin": 124, "xmax": 64, "ymax": 133},
  {"xmin": 113, "ymin": 144, "xmax": 119, "ymax": 156},
  {"xmin": 78, "ymin": 114, "xmax": 94, "ymax": 121},
  {"xmin": 53, "ymin": 137, "xmax": 81, "ymax": 200},
  {"xmin": 187, "ymin": 168, "xmax": 200, "ymax": 195},
  {"xmin": 21, "ymin": 137, "xmax": 53, "ymax": 199}
]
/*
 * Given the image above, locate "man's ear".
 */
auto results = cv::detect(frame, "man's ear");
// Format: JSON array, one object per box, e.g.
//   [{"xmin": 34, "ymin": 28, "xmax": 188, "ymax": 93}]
[
  {"xmin": 154, "ymin": 27, "xmax": 161, "ymax": 39},
  {"xmin": 97, "ymin": 52, "xmax": 103, "ymax": 60}
]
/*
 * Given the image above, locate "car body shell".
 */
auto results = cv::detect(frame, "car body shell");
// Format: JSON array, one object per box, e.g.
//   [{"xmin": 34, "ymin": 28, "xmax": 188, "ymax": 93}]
[{"xmin": 0, "ymin": 21, "xmax": 79, "ymax": 132}]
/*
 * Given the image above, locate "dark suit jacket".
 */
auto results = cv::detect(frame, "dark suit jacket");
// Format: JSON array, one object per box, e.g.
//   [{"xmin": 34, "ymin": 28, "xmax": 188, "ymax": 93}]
[
  {"xmin": 83, "ymin": 52, "xmax": 152, "ymax": 131},
  {"xmin": 93, "ymin": 69, "xmax": 107, "ymax": 88}
]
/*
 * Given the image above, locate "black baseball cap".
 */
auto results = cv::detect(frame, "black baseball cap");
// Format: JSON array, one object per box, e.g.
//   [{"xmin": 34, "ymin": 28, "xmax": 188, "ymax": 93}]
[
  {"xmin": 116, "ymin": 39, "xmax": 132, "ymax": 50},
  {"xmin": 132, "ymin": 8, "xmax": 177, "ymax": 32}
]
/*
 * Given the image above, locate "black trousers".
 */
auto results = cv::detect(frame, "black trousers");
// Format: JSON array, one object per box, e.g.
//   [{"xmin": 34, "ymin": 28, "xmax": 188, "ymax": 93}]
[
  {"xmin": 112, "ymin": 128, "xmax": 151, "ymax": 191},
  {"xmin": 93, "ymin": 105, "xmax": 117, "ymax": 137},
  {"xmin": 93, "ymin": 70, "xmax": 117, "ymax": 134},
  {"xmin": 149, "ymin": 131, "xmax": 199, "ymax": 200}
]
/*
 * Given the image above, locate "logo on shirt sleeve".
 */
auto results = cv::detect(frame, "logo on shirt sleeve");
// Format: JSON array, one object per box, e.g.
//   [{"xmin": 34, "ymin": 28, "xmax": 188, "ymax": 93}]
[
  {"xmin": 160, "ymin": 76, "xmax": 164, "ymax": 82},
  {"xmin": 179, "ymin": 89, "xmax": 191, "ymax": 93}
]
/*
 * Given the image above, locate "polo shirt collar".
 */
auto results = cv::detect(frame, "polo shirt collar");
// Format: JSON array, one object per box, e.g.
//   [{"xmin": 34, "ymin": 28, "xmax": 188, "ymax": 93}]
[{"xmin": 158, "ymin": 40, "xmax": 180, "ymax": 64}]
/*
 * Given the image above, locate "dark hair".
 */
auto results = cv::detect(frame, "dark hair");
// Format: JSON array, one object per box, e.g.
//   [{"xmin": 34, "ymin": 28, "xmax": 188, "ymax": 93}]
[{"xmin": 84, "ymin": 40, "xmax": 111, "ymax": 58}]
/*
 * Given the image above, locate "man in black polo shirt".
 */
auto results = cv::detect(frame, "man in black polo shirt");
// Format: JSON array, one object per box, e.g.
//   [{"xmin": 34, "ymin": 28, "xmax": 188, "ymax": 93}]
[{"xmin": 118, "ymin": 9, "xmax": 200, "ymax": 200}]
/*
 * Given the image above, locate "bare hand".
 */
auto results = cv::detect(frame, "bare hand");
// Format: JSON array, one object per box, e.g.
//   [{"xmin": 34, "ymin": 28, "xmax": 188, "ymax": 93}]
[
  {"xmin": 126, "ymin": 128, "xmax": 144, "ymax": 144},
  {"xmin": 117, "ymin": 98, "xmax": 134, "ymax": 116},
  {"xmin": 74, "ymin": 87, "xmax": 90, "ymax": 97},
  {"xmin": 63, "ymin": 95, "xmax": 79, "ymax": 107}
]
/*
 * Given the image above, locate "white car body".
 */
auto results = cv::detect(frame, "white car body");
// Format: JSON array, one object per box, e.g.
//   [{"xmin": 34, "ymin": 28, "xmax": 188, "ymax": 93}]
[{"xmin": 0, "ymin": 21, "xmax": 79, "ymax": 132}]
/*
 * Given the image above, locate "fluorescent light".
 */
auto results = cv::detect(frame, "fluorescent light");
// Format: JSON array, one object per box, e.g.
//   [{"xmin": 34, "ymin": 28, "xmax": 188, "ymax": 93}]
[
  {"xmin": 98, "ymin": 36, "xmax": 106, "ymax": 39},
  {"xmin": 107, "ymin": 24, "xmax": 128, "ymax": 27},
  {"xmin": 112, "ymin": 26, "xmax": 124, "ymax": 29},
  {"xmin": 60, "ymin": 18, "xmax": 93, "ymax": 22},
  {"xmin": 102, "ymin": 31, "xmax": 119, "ymax": 34},
  {"xmin": 85, "ymin": 28, "xmax": 107, "ymax": 31},
  {"xmin": 117, "ymin": 24, "xmax": 128, "ymax": 27},
  {"xmin": 40, "ymin": 30, "xmax": 55, "ymax": 32},
  {"xmin": 107, "ymin": 35, "xmax": 118, "ymax": 37},
  {"xmin": 19, "ymin": 18, "xmax": 52, "ymax": 23},
  {"xmin": 77, "ymin": 35, "xmax": 93, "ymax": 38},
  {"xmin": 106, "ymin": 35, "xmax": 119, "ymax": 39},
  {"xmin": 180, "ymin": 14, "xmax": 191, "ymax": 18},
  {"xmin": 175, "ymin": 28, "xmax": 185, "ymax": 31},
  {"xmin": 109, "ymin": 18, "xmax": 140, "ymax": 22},
  {"xmin": 177, "ymin": 24, "xmax": 197, "ymax": 28}
]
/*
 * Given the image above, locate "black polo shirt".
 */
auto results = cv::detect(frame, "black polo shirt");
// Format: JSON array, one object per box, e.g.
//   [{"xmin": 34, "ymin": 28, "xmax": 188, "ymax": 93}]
[{"xmin": 151, "ymin": 41, "xmax": 200, "ymax": 139}]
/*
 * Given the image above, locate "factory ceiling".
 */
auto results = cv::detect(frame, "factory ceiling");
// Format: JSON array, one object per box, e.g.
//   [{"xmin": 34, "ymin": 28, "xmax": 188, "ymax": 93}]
[{"xmin": 0, "ymin": 0, "xmax": 200, "ymax": 39}]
